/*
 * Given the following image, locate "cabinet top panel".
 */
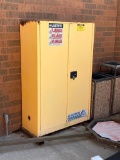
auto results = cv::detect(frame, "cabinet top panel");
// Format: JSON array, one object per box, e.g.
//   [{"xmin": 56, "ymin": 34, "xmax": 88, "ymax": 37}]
[{"xmin": 20, "ymin": 21, "xmax": 94, "ymax": 26}]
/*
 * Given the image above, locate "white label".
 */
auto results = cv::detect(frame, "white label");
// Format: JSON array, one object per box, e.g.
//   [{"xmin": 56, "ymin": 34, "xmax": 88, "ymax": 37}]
[{"xmin": 49, "ymin": 23, "xmax": 63, "ymax": 46}]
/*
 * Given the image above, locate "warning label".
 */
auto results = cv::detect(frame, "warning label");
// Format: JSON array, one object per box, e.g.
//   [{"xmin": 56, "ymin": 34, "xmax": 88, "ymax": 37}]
[
  {"xmin": 77, "ymin": 24, "xmax": 85, "ymax": 31},
  {"xmin": 49, "ymin": 23, "xmax": 63, "ymax": 46}
]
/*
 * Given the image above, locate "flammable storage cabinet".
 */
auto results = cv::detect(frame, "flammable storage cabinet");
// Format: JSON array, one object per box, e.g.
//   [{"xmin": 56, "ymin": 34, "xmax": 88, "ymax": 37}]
[{"xmin": 20, "ymin": 21, "xmax": 94, "ymax": 137}]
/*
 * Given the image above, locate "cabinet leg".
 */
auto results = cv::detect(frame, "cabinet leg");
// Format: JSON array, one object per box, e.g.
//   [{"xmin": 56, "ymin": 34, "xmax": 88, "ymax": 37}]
[{"xmin": 36, "ymin": 141, "xmax": 45, "ymax": 145}]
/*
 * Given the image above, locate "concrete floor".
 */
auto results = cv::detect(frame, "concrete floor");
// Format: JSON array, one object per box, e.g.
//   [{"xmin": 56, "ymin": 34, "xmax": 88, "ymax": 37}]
[{"xmin": 0, "ymin": 125, "xmax": 118, "ymax": 160}]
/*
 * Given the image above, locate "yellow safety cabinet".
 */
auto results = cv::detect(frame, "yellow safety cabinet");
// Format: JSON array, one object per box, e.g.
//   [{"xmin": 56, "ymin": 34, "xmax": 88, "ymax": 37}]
[{"xmin": 20, "ymin": 21, "xmax": 94, "ymax": 137}]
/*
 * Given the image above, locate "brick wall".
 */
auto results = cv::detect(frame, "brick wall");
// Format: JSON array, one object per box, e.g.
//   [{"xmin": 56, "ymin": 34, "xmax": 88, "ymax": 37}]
[
  {"xmin": 0, "ymin": 0, "xmax": 118, "ymax": 136},
  {"xmin": 115, "ymin": 0, "xmax": 120, "ymax": 61}
]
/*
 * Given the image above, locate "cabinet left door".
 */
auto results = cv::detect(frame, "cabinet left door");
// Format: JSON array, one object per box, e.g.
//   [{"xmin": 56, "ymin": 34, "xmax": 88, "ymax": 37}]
[{"xmin": 40, "ymin": 21, "xmax": 69, "ymax": 135}]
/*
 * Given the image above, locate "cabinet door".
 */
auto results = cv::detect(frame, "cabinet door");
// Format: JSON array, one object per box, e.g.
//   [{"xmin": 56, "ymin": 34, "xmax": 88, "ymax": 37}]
[
  {"xmin": 40, "ymin": 21, "xmax": 69, "ymax": 134},
  {"xmin": 67, "ymin": 23, "xmax": 94, "ymax": 124}
]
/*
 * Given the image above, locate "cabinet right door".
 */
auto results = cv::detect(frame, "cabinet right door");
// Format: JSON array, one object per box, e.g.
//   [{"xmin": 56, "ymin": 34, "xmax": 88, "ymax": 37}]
[{"xmin": 67, "ymin": 23, "xmax": 94, "ymax": 125}]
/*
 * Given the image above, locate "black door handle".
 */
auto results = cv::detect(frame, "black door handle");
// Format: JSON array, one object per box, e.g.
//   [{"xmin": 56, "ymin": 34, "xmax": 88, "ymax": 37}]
[{"xmin": 70, "ymin": 71, "xmax": 77, "ymax": 80}]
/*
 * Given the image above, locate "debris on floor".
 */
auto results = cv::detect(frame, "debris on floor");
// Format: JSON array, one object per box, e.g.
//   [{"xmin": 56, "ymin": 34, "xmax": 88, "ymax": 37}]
[
  {"xmin": 92, "ymin": 121, "xmax": 120, "ymax": 141},
  {"xmin": 91, "ymin": 155, "xmax": 103, "ymax": 160}
]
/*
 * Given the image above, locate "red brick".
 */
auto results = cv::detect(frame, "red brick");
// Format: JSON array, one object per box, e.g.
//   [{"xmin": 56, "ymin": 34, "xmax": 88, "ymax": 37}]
[
  {"xmin": 94, "ymin": 42, "xmax": 102, "ymax": 47},
  {"xmin": 1, "ymin": 61, "xmax": 21, "ymax": 68},
  {"xmin": 84, "ymin": 15, "xmax": 96, "ymax": 21},
  {"xmin": 25, "ymin": 12, "xmax": 42, "ymax": 19},
  {"xmin": 42, "ymin": 13, "xmax": 58, "ymax": 20},
  {"xmin": 107, "ymin": 16, "xmax": 117, "ymax": 21},
  {"xmin": 42, "ymin": 0, "xmax": 59, "ymax": 6},
  {"xmin": 0, "ymin": 40, "xmax": 7, "ymax": 47},
  {"xmin": 0, "ymin": 54, "xmax": 7, "ymax": 60},
  {"xmin": 72, "ymin": 15, "xmax": 84, "ymax": 21},
  {"xmin": 9, "ymin": 93, "xmax": 21, "ymax": 101},
  {"xmin": 95, "ymin": 15, "xmax": 107, "ymax": 21},
  {"xmin": 8, "ymin": 105, "xmax": 22, "ymax": 114},
  {"xmin": 0, "ymin": 11, "xmax": 6, "ymax": 18},
  {"xmin": 96, "ymin": 27, "xmax": 106, "ymax": 31},
  {"xmin": 116, "ymin": 41, "xmax": 120, "ymax": 46},
  {"xmin": 104, "ymin": 41, "xmax": 115, "ymax": 46},
  {"xmin": 11, "ymin": 117, "xmax": 21, "ymax": 125},
  {"xmin": 4, "ymin": 99, "xmax": 21, "ymax": 108},
  {"xmin": 9, "ymin": 111, "xmax": 21, "ymax": 119},
  {"xmin": 115, "ymin": 52, "xmax": 120, "ymax": 56},
  {"xmin": 81, "ymin": 9, "xmax": 92, "ymax": 14},
  {"xmin": 94, "ymin": 47, "xmax": 104, "ymax": 53},
  {"xmin": 103, "ymin": 32, "xmax": 113, "ymax": 36},
  {"xmin": 95, "ymin": 31, "xmax": 103, "ymax": 37},
  {"xmin": 6, "ymin": 11, "xmax": 25, "ymax": 18},
  {"xmin": 0, "ymin": 3, "xmax": 18, "ymax": 10},
  {"xmin": 0, "ymin": 103, "xmax": 3, "ymax": 109},
  {"xmin": 103, "ymin": 21, "xmax": 116, "ymax": 27},
  {"xmin": 2, "ymin": 19, "xmax": 19, "ymax": 25},
  {"xmin": 1, "ymin": 47, "xmax": 20, "ymax": 54},
  {"xmin": 6, "ymin": 26, "xmax": 19, "ymax": 32},
  {"xmin": 104, "ymin": 10, "xmax": 117, "ymax": 16},
  {"xmin": 7, "ymin": 40, "xmax": 20, "ymax": 46},
  {"xmin": 105, "ymin": 36, "xmax": 115, "ymax": 42},
  {"xmin": 9, "ymin": 123, "xmax": 21, "ymax": 133},
  {"xmin": 8, "ymin": 53, "xmax": 21, "ymax": 61},
  {"xmin": 104, "ymin": 57, "xmax": 114, "ymax": 61},
  {"xmin": 82, "ymin": 0, "xmax": 93, "ymax": 2},
  {"xmin": 93, "ymin": 10, "xmax": 104, "ymax": 15},
  {"xmin": 5, "ymin": 0, "xmax": 24, "ymax": 3},
  {"xmin": 85, "ymin": 3, "xmax": 96, "ymax": 9},
  {"xmin": 97, "ymin": 4, "xmax": 107, "ymax": 10},
  {"xmin": 95, "ymin": 37, "xmax": 105, "ymax": 42},
  {"xmin": 0, "ymin": 69, "xmax": 8, "ymax": 75},
  {"xmin": 1, "ymin": 33, "xmax": 20, "ymax": 40},
  {"xmin": 104, "ymin": 47, "xmax": 114, "ymax": 52},
  {"xmin": 0, "ymin": 26, "xmax": 3, "ymax": 32},
  {"xmin": 104, "ymin": 0, "xmax": 115, "ymax": 5},
  {"xmin": 24, "ymin": 0, "xmax": 42, "ymax": 4},
  {"xmin": 3, "ymin": 74, "xmax": 21, "ymax": 82},
  {"xmin": 108, "ymin": 5, "xmax": 117, "ymax": 10},
  {"xmin": 9, "ymin": 68, "xmax": 21, "ymax": 74},
  {"xmin": 107, "ymin": 27, "xmax": 116, "ymax": 31},
  {"xmin": 2, "ymin": 81, "xmax": 21, "ymax": 94}
]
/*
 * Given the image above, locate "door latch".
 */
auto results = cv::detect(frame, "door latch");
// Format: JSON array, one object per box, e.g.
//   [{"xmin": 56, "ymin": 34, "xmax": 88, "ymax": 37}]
[{"xmin": 70, "ymin": 71, "xmax": 77, "ymax": 80}]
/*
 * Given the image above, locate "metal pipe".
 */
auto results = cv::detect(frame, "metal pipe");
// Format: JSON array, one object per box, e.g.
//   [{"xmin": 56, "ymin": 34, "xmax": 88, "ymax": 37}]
[
  {"xmin": 109, "ymin": 79, "xmax": 114, "ymax": 115},
  {"xmin": 92, "ymin": 81, "xmax": 96, "ymax": 119},
  {"xmin": 111, "ymin": 67, "xmax": 117, "ymax": 115},
  {"xmin": 3, "ymin": 113, "xmax": 9, "ymax": 136}
]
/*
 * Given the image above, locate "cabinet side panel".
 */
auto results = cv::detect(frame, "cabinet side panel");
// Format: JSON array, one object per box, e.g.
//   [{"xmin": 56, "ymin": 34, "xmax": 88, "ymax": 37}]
[
  {"xmin": 20, "ymin": 22, "xmax": 40, "ymax": 137},
  {"xmin": 89, "ymin": 24, "xmax": 95, "ymax": 117}
]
